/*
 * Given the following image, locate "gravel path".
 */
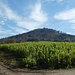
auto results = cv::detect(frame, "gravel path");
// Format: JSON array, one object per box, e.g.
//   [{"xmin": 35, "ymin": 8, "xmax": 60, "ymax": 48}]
[{"xmin": 0, "ymin": 64, "xmax": 75, "ymax": 75}]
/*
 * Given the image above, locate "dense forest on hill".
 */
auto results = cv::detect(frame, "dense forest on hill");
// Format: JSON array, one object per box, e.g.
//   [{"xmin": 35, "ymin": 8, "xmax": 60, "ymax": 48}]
[{"xmin": 0, "ymin": 28, "xmax": 75, "ymax": 43}]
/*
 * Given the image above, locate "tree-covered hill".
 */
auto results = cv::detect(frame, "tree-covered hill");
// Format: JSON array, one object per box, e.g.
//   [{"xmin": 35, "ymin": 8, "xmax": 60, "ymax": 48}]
[{"xmin": 0, "ymin": 28, "xmax": 75, "ymax": 43}]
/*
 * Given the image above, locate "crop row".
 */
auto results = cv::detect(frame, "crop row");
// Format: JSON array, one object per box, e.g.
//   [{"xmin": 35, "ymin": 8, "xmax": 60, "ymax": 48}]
[{"xmin": 0, "ymin": 42, "xmax": 75, "ymax": 69}]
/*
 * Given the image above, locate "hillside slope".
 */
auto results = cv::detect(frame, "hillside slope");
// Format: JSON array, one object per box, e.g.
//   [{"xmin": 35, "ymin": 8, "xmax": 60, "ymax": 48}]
[{"xmin": 0, "ymin": 28, "xmax": 75, "ymax": 43}]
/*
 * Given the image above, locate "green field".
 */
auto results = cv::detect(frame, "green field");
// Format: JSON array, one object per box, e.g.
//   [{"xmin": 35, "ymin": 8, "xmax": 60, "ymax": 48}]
[{"xmin": 0, "ymin": 42, "xmax": 75, "ymax": 69}]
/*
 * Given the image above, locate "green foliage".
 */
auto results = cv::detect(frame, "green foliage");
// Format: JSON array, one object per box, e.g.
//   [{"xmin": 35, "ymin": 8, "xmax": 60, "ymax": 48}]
[{"xmin": 0, "ymin": 42, "xmax": 75, "ymax": 69}]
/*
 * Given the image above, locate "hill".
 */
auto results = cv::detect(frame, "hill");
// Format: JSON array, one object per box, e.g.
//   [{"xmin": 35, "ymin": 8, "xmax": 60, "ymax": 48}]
[{"xmin": 0, "ymin": 28, "xmax": 75, "ymax": 43}]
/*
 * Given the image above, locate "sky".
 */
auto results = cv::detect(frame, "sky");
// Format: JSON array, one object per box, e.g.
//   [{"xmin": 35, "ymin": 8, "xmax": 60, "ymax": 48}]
[{"xmin": 0, "ymin": 0, "xmax": 75, "ymax": 38}]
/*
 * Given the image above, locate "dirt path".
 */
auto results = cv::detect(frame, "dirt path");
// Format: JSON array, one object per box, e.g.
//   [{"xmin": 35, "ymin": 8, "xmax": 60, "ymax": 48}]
[{"xmin": 0, "ymin": 64, "xmax": 75, "ymax": 75}]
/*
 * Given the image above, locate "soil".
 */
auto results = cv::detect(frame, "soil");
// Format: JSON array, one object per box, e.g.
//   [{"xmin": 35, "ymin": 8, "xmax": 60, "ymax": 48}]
[{"xmin": 0, "ymin": 63, "xmax": 75, "ymax": 75}]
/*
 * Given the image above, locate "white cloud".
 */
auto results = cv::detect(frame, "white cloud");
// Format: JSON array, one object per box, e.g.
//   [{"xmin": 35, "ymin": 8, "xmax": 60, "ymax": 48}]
[
  {"xmin": 57, "ymin": 0, "xmax": 63, "ymax": 2},
  {"xmin": 43, "ymin": 0, "xmax": 63, "ymax": 2},
  {"xmin": 54, "ymin": 8, "xmax": 75, "ymax": 20},
  {"xmin": 17, "ymin": 0, "xmax": 48, "ymax": 30},
  {"xmin": 71, "ymin": 24, "xmax": 75, "ymax": 29},
  {"xmin": 17, "ymin": 1, "xmax": 48, "ymax": 30},
  {"xmin": 9, "ymin": 26, "xmax": 27, "ymax": 34},
  {"xmin": 0, "ymin": 21, "xmax": 5, "ymax": 25},
  {"xmin": 0, "ymin": 0, "xmax": 48, "ymax": 30},
  {"xmin": 0, "ymin": 26, "xmax": 12, "ymax": 34},
  {"xmin": 0, "ymin": 0, "xmax": 48, "ymax": 38},
  {"xmin": 17, "ymin": 20, "xmax": 42, "ymax": 30},
  {"xmin": 54, "ymin": 8, "xmax": 75, "ymax": 30},
  {"xmin": 29, "ymin": 1, "xmax": 48, "ymax": 22},
  {"xmin": 0, "ymin": 26, "xmax": 27, "ymax": 38},
  {"xmin": 0, "ymin": 7, "xmax": 7, "ymax": 25},
  {"xmin": 66, "ymin": 32, "xmax": 73, "ymax": 35},
  {"xmin": 0, "ymin": 2, "xmax": 21, "ymax": 21}
]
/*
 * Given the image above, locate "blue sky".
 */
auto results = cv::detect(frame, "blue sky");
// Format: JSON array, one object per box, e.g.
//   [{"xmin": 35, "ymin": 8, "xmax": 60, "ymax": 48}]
[{"xmin": 0, "ymin": 0, "xmax": 75, "ymax": 38}]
